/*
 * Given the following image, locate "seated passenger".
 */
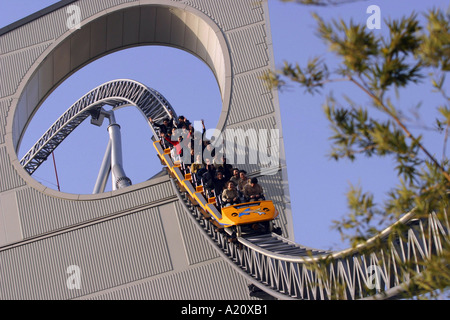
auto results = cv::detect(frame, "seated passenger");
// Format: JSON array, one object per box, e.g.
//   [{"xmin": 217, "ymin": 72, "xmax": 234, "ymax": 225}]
[
  {"xmin": 243, "ymin": 177, "xmax": 265, "ymax": 202},
  {"xmin": 229, "ymin": 168, "xmax": 240, "ymax": 187},
  {"xmin": 204, "ymin": 141, "xmax": 215, "ymax": 159},
  {"xmin": 170, "ymin": 145, "xmax": 179, "ymax": 162},
  {"xmin": 222, "ymin": 181, "xmax": 240, "ymax": 207},
  {"xmin": 149, "ymin": 115, "xmax": 175, "ymax": 135},
  {"xmin": 189, "ymin": 148, "xmax": 195, "ymax": 165},
  {"xmin": 222, "ymin": 157, "xmax": 233, "ymax": 181},
  {"xmin": 176, "ymin": 115, "xmax": 192, "ymax": 129},
  {"xmin": 213, "ymin": 171, "xmax": 227, "ymax": 199},
  {"xmin": 190, "ymin": 119, "xmax": 206, "ymax": 155},
  {"xmin": 159, "ymin": 131, "xmax": 171, "ymax": 150},
  {"xmin": 190, "ymin": 155, "xmax": 204, "ymax": 177},
  {"xmin": 213, "ymin": 156, "xmax": 233, "ymax": 181},
  {"xmin": 203, "ymin": 157, "xmax": 216, "ymax": 179},
  {"xmin": 201, "ymin": 169, "xmax": 215, "ymax": 198},
  {"xmin": 164, "ymin": 132, "xmax": 191, "ymax": 162},
  {"xmin": 237, "ymin": 170, "xmax": 249, "ymax": 195}
]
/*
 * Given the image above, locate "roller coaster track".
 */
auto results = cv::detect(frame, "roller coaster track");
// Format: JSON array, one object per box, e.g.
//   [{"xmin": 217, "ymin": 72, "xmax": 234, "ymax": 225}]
[
  {"xmin": 20, "ymin": 79, "xmax": 450, "ymax": 300},
  {"xmin": 20, "ymin": 79, "xmax": 176, "ymax": 175}
]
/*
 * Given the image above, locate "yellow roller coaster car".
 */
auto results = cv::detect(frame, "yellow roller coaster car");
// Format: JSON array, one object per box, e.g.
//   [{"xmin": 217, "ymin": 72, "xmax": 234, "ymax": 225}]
[
  {"xmin": 153, "ymin": 140, "xmax": 280, "ymax": 234},
  {"xmin": 220, "ymin": 200, "xmax": 279, "ymax": 226}
]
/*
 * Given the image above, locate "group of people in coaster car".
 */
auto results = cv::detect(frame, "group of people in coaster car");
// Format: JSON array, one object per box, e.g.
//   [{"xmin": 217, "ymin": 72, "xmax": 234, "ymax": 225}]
[
  {"xmin": 221, "ymin": 176, "xmax": 265, "ymax": 207},
  {"xmin": 149, "ymin": 111, "xmax": 194, "ymax": 160},
  {"xmin": 150, "ymin": 113, "xmax": 266, "ymax": 209}
]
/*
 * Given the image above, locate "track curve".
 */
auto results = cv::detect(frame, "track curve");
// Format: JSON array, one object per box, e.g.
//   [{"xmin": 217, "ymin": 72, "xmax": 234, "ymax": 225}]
[{"xmin": 20, "ymin": 79, "xmax": 176, "ymax": 175}]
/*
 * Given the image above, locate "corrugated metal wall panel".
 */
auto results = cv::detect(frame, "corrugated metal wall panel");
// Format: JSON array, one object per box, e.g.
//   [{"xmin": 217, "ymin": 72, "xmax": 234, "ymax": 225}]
[
  {"xmin": 0, "ymin": 206, "xmax": 173, "ymax": 299},
  {"xmin": 226, "ymin": 71, "xmax": 274, "ymax": 125},
  {"xmin": 0, "ymin": 42, "xmax": 52, "ymax": 97},
  {"xmin": 273, "ymin": 201, "xmax": 288, "ymax": 235},
  {"xmin": 173, "ymin": 201, "xmax": 219, "ymax": 265},
  {"xmin": 16, "ymin": 179, "xmax": 176, "ymax": 238},
  {"xmin": 227, "ymin": 24, "xmax": 268, "ymax": 75},
  {"xmin": 0, "ymin": 0, "xmax": 138, "ymax": 54},
  {"xmin": 224, "ymin": 115, "xmax": 277, "ymax": 175},
  {"xmin": 0, "ymin": 99, "xmax": 11, "ymax": 144},
  {"xmin": 0, "ymin": 10, "xmax": 65, "ymax": 54},
  {"xmin": 0, "ymin": 147, "xmax": 26, "ymax": 192},
  {"xmin": 186, "ymin": 0, "xmax": 264, "ymax": 32},
  {"xmin": 257, "ymin": 170, "xmax": 286, "ymax": 205},
  {"xmin": 86, "ymin": 259, "xmax": 256, "ymax": 300}
]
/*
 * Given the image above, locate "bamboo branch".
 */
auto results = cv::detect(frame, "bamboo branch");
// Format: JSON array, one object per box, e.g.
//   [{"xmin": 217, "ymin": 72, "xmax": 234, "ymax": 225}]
[{"xmin": 349, "ymin": 77, "xmax": 450, "ymax": 183}]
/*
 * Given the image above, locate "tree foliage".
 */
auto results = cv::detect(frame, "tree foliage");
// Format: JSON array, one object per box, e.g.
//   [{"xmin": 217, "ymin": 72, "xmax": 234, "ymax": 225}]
[{"xmin": 267, "ymin": 4, "xmax": 450, "ymax": 298}]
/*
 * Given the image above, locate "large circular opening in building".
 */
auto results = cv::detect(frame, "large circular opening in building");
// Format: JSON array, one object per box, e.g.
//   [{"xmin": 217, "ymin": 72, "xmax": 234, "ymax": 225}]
[{"xmin": 18, "ymin": 46, "xmax": 222, "ymax": 194}]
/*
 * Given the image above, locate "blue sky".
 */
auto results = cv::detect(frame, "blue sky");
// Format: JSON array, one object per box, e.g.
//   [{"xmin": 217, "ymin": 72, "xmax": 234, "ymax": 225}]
[{"xmin": 1, "ymin": 0, "xmax": 449, "ymax": 251}]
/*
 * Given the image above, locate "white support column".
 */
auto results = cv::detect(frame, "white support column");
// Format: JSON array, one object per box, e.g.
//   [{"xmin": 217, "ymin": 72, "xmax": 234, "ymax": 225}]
[
  {"xmin": 93, "ymin": 139, "xmax": 112, "ymax": 194},
  {"xmin": 105, "ymin": 111, "xmax": 132, "ymax": 190}
]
